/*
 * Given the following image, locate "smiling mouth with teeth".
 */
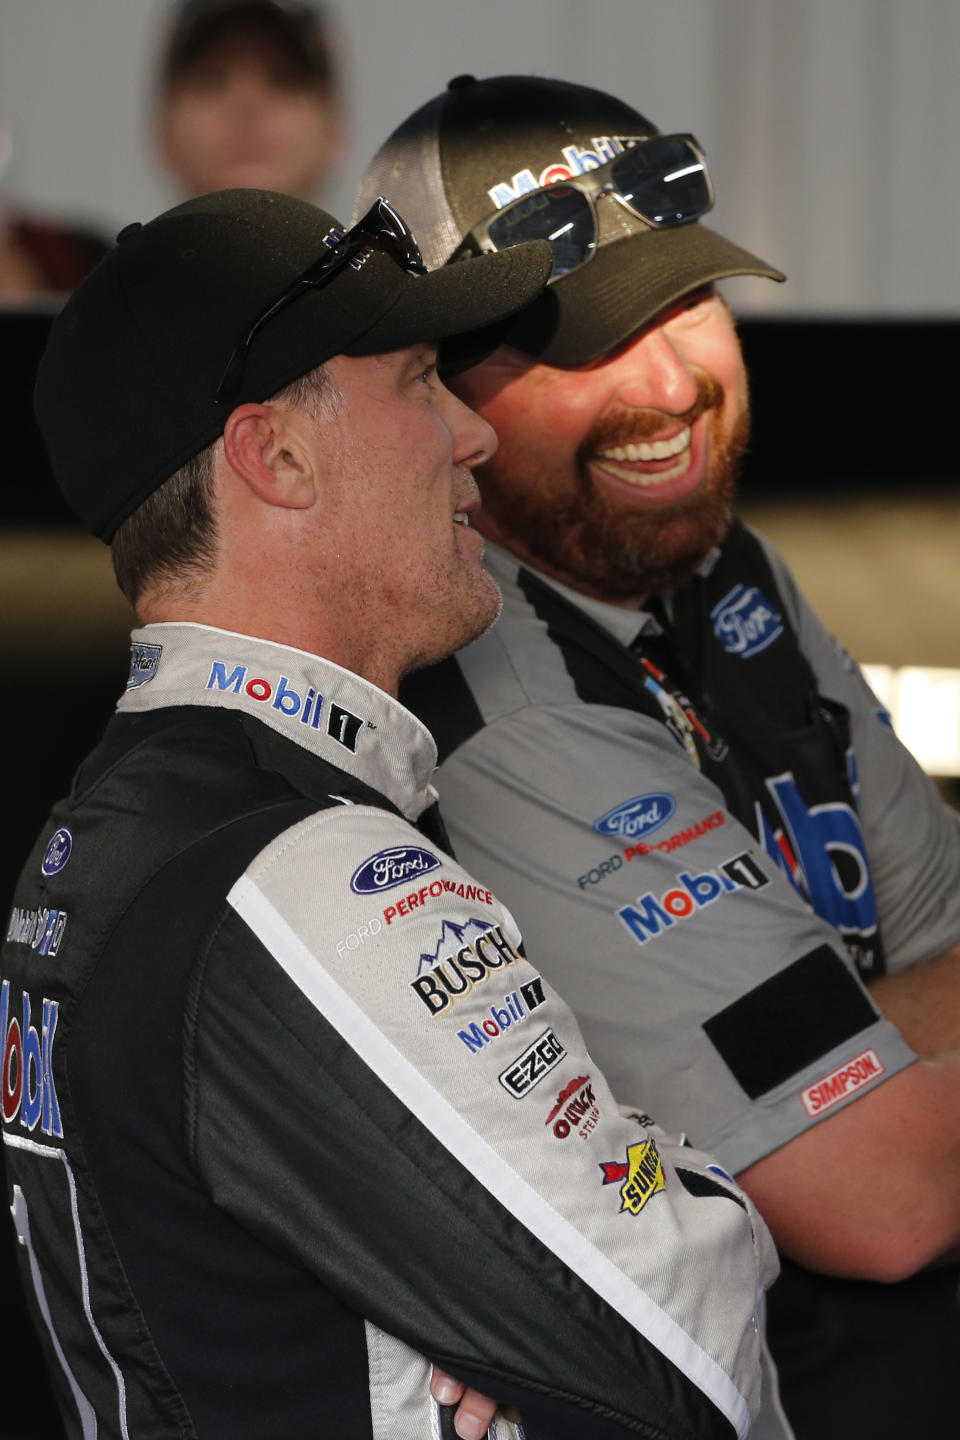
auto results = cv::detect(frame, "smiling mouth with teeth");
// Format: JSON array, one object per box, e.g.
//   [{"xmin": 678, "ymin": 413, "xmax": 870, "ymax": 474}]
[{"xmin": 594, "ymin": 425, "xmax": 693, "ymax": 487}]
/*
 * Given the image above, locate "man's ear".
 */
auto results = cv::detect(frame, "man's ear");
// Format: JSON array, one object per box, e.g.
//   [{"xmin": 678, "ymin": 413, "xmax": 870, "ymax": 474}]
[{"xmin": 222, "ymin": 403, "xmax": 316, "ymax": 510}]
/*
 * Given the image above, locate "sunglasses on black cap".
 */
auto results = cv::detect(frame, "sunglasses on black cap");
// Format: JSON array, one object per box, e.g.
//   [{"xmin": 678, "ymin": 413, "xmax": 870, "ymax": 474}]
[
  {"xmin": 215, "ymin": 195, "xmax": 427, "ymax": 405},
  {"xmin": 454, "ymin": 133, "xmax": 713, "ymax": 282}
]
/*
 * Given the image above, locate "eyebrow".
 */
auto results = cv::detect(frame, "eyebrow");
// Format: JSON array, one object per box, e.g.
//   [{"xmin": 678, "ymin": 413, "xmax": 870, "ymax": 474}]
[{"xmin": 387, "ymin": 344, "xmax": 437, "ymax": 372}]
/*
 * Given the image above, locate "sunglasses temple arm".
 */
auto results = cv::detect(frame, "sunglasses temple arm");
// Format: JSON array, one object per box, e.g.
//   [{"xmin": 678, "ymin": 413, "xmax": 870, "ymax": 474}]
[
  {"xmin": 214, "ymin": 349, "xmax": 246, "ymax": 407},
  {"xmin": 214, "ymin": 282, "xmax": 314, "ymax": 405}
]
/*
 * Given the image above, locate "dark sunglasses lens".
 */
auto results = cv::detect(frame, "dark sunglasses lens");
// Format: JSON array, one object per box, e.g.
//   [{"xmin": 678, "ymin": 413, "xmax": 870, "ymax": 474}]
[
  {"xmin": 487, "ymin": 185, "xmax": 596, "ymax": 279},
  {"xmin": 612, "ymin": 137, "xmax": 712, "ymax": 227}
]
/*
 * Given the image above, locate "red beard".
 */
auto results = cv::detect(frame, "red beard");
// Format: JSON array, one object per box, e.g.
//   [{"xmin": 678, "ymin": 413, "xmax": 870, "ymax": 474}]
[{"xmin": 476, "ymin": 369, "xmax": 749, "ymax": 601}]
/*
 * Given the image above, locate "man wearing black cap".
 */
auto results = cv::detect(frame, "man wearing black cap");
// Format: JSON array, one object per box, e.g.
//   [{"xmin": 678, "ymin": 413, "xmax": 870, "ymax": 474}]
[
  {"xmin": 1, "ymin": 186, "xmax": 777, "ymax": 1440},
  {"xmin": 155, "ymin": 1, "xmax": 341, "ymax": 201},
  {"xmin": 357, "ymin": 76, "xmax": 960, "ymax": 1440}
]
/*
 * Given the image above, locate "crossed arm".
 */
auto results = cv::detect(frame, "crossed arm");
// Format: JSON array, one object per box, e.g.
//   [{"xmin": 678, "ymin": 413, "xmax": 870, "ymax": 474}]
[
  {"xmin": 736, "ymin": 1039, "xmax": 960, "ymax": 1279},
  {"xmin": 869, "ymin": 940, "xmax": 960, "ymax": 1059}
]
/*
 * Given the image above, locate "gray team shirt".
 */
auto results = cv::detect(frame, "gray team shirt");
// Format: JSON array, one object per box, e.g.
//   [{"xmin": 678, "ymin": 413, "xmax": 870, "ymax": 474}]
[{"xmin": 421, "ymin": 534, "xmax": 952, "ymax": 1177}]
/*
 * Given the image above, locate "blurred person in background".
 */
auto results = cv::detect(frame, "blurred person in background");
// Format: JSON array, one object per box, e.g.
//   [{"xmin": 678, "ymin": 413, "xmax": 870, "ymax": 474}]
[{"xmin": 154, "ymin": 0, "xmax": 342, "ymax": 202}]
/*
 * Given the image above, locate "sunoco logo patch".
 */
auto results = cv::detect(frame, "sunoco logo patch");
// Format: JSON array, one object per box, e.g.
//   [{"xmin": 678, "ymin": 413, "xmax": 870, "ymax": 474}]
[{"xmin": 600, "ymin": 1138, "xmax": 666, "ymax": 1215}]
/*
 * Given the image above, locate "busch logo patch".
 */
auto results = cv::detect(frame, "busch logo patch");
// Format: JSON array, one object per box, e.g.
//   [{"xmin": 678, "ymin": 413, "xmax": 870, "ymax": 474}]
[
  {"xmin": 350, "ymin": 846, "xmax": 440, "ymax": 895},
  {"xmin": 711, "ymin": 584, "xmax": 783, "ymax": 659},
  {"xmin": 498, "ymin": 1028, "xmax": 566, "ymax": 1098},
  {"xmin": 600, "ymin": 1138, "xmax": 666, "ymax": 1214},
  {"xmin": 617, "ymin": 850, "xmax": 770, "ymax": 947},
  {"xmin": 411, "ymin": 920, "xmax": 523, "ymax": 1015},
  {"xmin": 1, "ymin": 980, "xmax": 62, "ymax": 1137},
  {"xmin": 127, "ymin": 641, "xmax": 162, "ymax": 688},
  {"xmin": 593, "ymin": 793, "xmax": 676, "ymax": 841},
  {"xmin": 801, "ymin": 1049, "xmax": 885, "ymax": 1117},
  {"xmin": 40, "ymin": 828, "xmax": 72, "ymax": 878}
]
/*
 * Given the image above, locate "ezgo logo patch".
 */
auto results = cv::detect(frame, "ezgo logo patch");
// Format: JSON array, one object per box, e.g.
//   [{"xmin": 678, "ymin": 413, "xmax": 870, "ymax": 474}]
[
  {"xmin": 711, "ymin": 584, "xmax": 783, "ymax": 659},
  {"xmin": 600, "ymin": 1138, "xmax": 666, "ymax": 1215},
  {"xmin": 617, "ymin": 850, "xmax": 769, "ymax": 947},
  {"xmin": 593, "ymin": 793, "xmax": 676, "ymax": 841},
  {"xmin": 498, "ymin": 1029, "xmax": 566, "ymax": 1098}
]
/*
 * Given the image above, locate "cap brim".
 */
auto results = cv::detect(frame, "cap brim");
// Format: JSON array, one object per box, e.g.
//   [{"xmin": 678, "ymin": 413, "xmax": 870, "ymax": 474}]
[
  {"xmin": 341, "ymin": 239, "xmax": 553, "ymax": 372},
  {"xmin": 502, "ymin": 223, "xmax": 785, "ymax": 366}
]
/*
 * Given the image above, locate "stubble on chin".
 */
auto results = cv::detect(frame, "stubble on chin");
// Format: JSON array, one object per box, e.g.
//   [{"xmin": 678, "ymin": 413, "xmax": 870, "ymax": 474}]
[{"xmin": 399, "ymin": 565, "xmax": 503, "ymax": 682}]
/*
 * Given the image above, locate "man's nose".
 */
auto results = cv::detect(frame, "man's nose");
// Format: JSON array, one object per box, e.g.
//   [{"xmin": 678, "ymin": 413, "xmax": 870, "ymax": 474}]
[
  {"xmin": 608, "ymin": 326, "xmax": 700, "ymax": 415},
  {"xmin": 449, "ymin": 390, "xmax": 498, "ymax": 469}
]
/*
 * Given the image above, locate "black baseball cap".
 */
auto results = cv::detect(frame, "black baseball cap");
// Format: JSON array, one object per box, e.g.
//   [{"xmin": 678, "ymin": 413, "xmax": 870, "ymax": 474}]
[
  {"xmin": 160, "ymin": 0, "xmax": 335, "ymax": 92},
  {"xmin": 355, "ymin": 74, "xmax": 785, "ymax": 366},
  {"xmin": 34, "ymin": 188, "xmax": 551, "ymax": 541}
]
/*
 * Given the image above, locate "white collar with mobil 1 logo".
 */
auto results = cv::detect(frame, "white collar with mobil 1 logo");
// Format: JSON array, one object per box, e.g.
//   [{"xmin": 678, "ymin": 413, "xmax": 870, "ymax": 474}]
[{"xmin": 117, "ymin": 622, "xmax": 438, "ymax": 821}]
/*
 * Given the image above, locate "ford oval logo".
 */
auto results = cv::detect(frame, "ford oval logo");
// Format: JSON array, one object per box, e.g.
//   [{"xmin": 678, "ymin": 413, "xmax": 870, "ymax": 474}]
[
  {"xmin": 41, "ymin": 827, "xmax": 73, "ymax": 877},
  {"xmin": 592, "ymin": 793, "xmax": 676, "ymax": 840},
  {"xmin": 350, "ymin": 846, "xmax": 441, "ymax": 895},
  {"xmin": 710, "ymin": 584, "xmax": 783, "ymax": 659}
]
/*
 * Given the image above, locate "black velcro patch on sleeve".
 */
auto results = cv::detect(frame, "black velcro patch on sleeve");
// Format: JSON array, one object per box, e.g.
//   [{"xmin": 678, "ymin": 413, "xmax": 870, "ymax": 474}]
[
  {"xmin": 675, "ymin": 1167, "xmax": 747, "ymax": 1210},
  {"xmin": 702, "ymin": 944, "xmax": 879, "ymax": 1099}
]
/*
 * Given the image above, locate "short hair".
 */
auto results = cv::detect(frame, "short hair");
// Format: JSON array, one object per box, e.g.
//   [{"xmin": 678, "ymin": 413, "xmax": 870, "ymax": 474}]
[{"xmin": 111, "ymin": 364, "xmax": 336, "ymax": 608}]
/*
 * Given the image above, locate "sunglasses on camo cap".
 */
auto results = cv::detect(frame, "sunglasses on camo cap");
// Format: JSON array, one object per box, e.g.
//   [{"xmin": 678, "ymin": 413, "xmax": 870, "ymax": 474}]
[{"xmin": 453, "ymin": 133, "xmax": 714, "ymax": 282}]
